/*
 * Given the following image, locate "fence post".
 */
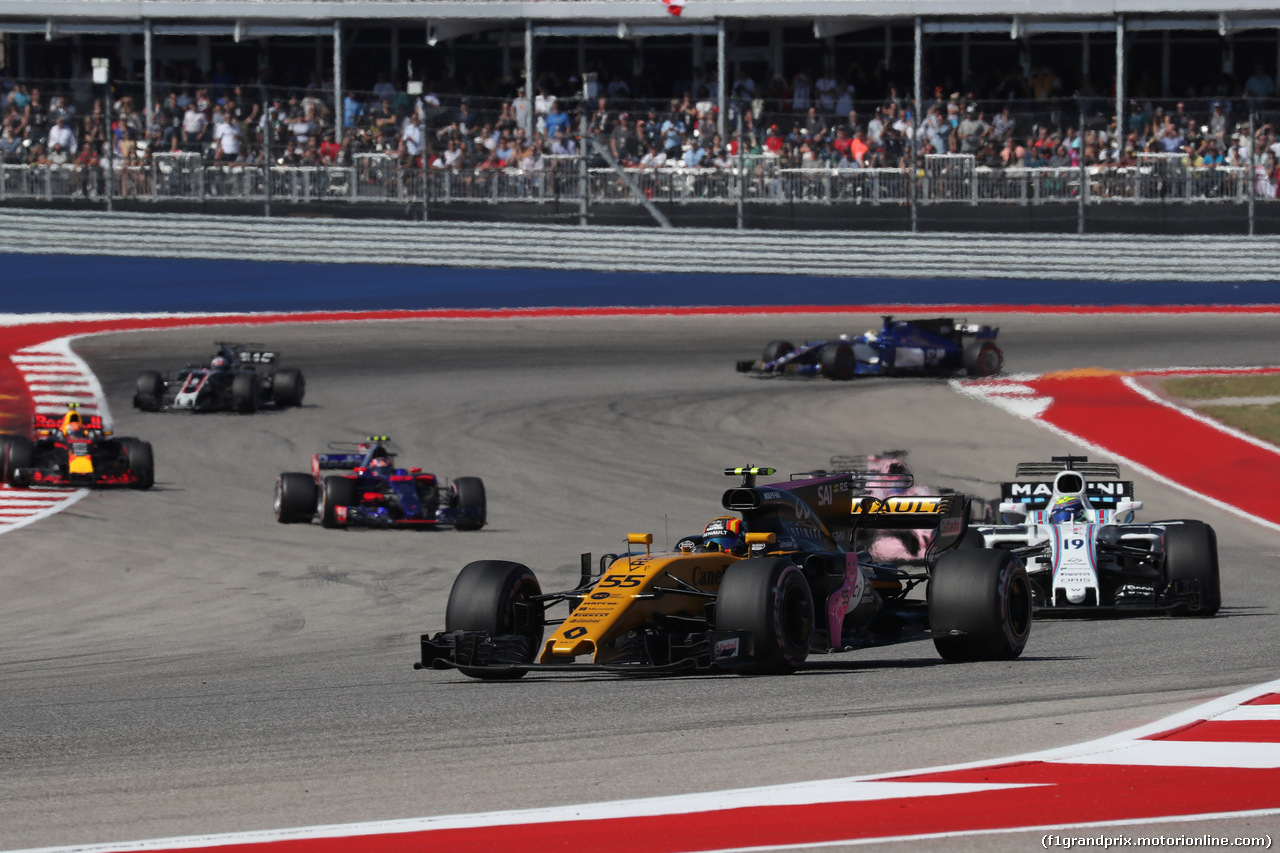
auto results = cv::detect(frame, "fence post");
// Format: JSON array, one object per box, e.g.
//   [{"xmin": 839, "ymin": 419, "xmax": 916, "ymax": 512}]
[
  {"xmin": 1077, "ymin": 99, "xmax": 1086, "ymax": 234},
  {"xmin": 736, "ymin": 105, "xmax": 744, "ymax": 230},
  {"xmin": 577, "ymin": 153, "xmax": 588, "ymax": 226},
  {"xmin": 263, "ymin": 94, "xmax": 272, "ymax": 218},
  {"xmin": 103, "ymin": 87, "xmax": 113, "ymax": 213},
  {"xmin": 1247, "ymin": 97, "xmax": 1256, "ymax": 237}
]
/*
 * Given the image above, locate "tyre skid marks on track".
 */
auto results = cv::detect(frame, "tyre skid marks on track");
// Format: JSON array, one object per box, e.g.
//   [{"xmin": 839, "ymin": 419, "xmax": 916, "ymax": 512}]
[{"xmin": 10, "ymin": 681, "xmax": 1280, "ymax": 853}]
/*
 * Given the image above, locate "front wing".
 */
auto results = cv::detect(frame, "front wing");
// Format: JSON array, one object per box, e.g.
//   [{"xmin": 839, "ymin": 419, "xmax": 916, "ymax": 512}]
[
  {"xmin": 416, "ymin": 629, "xmax": 753, "ymax": 674},
  {"xmin": 1028, "ymin": 573, "xmax": 1212, "ymax": 615},
  {"xmin": 16, "ymin": 465, "xmax": 141, "ymax": 488},
  {"xmin": 331, "ymin": 505, "xmax": 480, "ymax": 529}
]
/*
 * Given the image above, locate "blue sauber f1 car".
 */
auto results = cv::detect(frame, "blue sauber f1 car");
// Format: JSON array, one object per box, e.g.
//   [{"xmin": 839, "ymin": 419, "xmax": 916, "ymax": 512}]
[
  {"xmin": 736, "ymin": 316, "xmax": 1003, "ymax": 380},
  {"xmin": 273, "ymin": 437, "xmax": 486, "ymax": 530}
]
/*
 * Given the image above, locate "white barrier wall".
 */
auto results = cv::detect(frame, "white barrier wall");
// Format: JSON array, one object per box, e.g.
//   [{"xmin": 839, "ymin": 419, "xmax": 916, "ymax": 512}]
[{"xmin": 4, "ymin": 209, "xmax": 1280, "ymax": 282}]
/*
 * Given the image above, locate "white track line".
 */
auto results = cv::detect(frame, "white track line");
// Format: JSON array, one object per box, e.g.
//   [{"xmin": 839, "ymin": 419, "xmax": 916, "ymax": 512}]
[{"xmin": 10, "ymin": 678, "xmax": 1280, "ymax": 853}]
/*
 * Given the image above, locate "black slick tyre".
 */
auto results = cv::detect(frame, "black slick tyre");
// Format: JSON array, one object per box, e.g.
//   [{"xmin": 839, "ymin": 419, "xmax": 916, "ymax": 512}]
[
  {"xmin": 275, "ymin": 473, "xmax": 318, "ymax": 523},
  {"xmin": 962, "ymin": 341, "xmax": 1004, "ymax": 377},
  {"xmin": 819, "ymin": 342, "xmax": 856, "ymax": 380},
  {"xmin": 716, "ymin": 557, "xmax": 814, "ymax": 674},
  {"xmin": 451, "ymin": 476, "xmax": 487, "ymax": 531},
  {"xmin": 930, "ymin": 548, "xmax": 1031, "ymax": 662},
  {"xmin": 272, "ymin": 369, "xmax": 306, "ymax": 407},
  {"xmin": 319, "ymin": 476, "xmax": 357, "ymax": 528},
  {"xmin": 122, "ymin": 439, "xmax": 155, "ymax": 489},
  {"xmin": 231, "ymin": 372, "xmax": 261, "ymax": 414},
  {"xmin": 1162, "ymin": 521, "xmax": 1220, "ymax": 617},
  {"xmin": 762, "ymin": 340, "xmax": 794, "ymax": 363},
  {"xmin": 445, "ymin": 560, "xmax": 544, "ymax": 680},
  {"xmin": 3, "ymin": 435, "xmax": 34, "ymax": 488},
  {"xmin": 134, "ymin": 372, "xmax": 164, "ymax": 411}
]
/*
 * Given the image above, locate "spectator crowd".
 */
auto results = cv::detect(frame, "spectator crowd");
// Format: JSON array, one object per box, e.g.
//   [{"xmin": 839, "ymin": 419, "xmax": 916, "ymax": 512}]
[{"xmin": 4, "ymin": 63, "xmax": 1280, "ymax": 194}]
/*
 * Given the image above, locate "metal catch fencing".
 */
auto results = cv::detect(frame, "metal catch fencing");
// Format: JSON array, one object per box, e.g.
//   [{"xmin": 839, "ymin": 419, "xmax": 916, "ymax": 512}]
[{"xmin": 0, "ymin": 156, "xmax": 1261, "ymax": 208}]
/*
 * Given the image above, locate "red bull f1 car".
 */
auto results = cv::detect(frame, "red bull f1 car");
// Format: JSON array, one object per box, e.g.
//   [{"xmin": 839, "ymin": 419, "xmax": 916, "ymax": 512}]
[
  {"xmin": 969, "ymin": 456, "xmax": 1219, "ymax": 616},
  {"xmin": 1, "ymin": 405, "xmax": 154, "ymax": 489},
  {"xmin": 736, "ymin": 316, "xmax": 1003, "ymax": 380},
  {"xmin": 274, "ymin": 437, "xmax": 486, "ymax": 530},
  {"xmin": 134, "ymin": 342, "xmax": 305, "ymax": 414},
  {"xmin": 416, "ymin": 465, "xmax": 1031, "ymax": 678}
]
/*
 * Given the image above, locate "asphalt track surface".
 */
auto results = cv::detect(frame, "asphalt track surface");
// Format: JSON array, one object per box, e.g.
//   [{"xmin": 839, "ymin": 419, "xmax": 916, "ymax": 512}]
[{"xmin": 2, "ymin": 313, "xmax": 1279, "ymax": 852}]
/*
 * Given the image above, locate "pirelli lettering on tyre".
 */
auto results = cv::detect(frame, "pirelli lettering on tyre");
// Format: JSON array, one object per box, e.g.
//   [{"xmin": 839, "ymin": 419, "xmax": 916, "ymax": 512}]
[{"xmin": 850, "ymin": 496, "xmax": 948, "ymax": 515}]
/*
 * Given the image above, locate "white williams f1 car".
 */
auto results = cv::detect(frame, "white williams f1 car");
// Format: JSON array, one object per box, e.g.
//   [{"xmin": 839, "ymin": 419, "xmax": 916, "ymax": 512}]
[{"xmin": 968, "ymin": 456, "xmax": 1219, "ymax": 616}]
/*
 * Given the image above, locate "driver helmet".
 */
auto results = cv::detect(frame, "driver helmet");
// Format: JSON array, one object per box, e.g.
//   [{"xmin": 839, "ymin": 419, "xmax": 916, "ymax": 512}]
[
  {"xmin": 702, "ymin": 516, "xmax": 747, "ymax": 556},
  {"xmin": 867, "ymin": 453, "xmax": 911, "ymax": 497},
  {"xmin": 369, "ymin": 456, "xmax": 392, "ymax": 471},
  {"xmin": 211, "ymin": 355, "xmax": 230, "ymax": 370},
  {"xmin": 1048, "ymin": 495, "xmax": 1087, "ymax": 524},
  {"xmin": 64, "ymin": 420, "xmax": 85, "ymax": 439}
]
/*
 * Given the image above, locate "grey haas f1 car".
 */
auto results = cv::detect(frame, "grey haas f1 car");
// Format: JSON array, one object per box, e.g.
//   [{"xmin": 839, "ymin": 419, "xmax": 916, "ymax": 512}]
[
  {"xmin": 274, "ymin": 437, "xmax": 486, "ymax": 530},
  {"xmin": 967, "ymin": 456, "xmax": 1219, "ymax": 616},
  {"xmin": 416, "ymin": 465, "xmax": 1031, "ymax": 678},
  {"xmin": 736, "ymin": 316, "xmax": 1002, "ymax": 380},
  {"xmin": 134, "ymin": 342, "xmax": 305, "ymax": 413}
]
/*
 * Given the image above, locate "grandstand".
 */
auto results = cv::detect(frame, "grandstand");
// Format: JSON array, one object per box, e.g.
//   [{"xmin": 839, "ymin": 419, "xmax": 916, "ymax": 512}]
[{"xmin": 3, "ymin": 0, "xmax": 1280, "ymax": 232}]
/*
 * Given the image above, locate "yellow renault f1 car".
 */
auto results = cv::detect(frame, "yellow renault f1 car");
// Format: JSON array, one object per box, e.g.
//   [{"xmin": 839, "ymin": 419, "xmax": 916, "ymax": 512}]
[{"xmin": 416, "ymin": 466, "xmax": 1031, "ymax": 678}]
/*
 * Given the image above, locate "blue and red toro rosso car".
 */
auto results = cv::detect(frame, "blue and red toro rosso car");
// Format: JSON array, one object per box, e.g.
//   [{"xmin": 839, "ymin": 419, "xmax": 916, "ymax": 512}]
[
  {"xmin": 737, "ymin": 316, "xmax": 1003, "ymax": 380},
  {"xmin": 273, "ymin": 437, "xmax": 486, "ymax": 530}
]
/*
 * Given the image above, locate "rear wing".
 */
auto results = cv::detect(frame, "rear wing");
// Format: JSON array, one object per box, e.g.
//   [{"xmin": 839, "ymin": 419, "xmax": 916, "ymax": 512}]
[
  {"xmin": 1006, "ymin": 455, "xmax": 1133, "ymax": 509},
  {"xmin": 849, "ymin": 494, "xmax": 968, "ymax": 550},
  {"xmin": 33, "ymin": 412, "xmax": 105, "ymax": 432},
  {"xmin": 312, "ymin": 437, "xmax": 394, "ymax": 474},
  {"xmin": 1014, "ymin": 455, "xmax": 1120, "ymax": 479},
  {"xmin": 1002, "ymin": 480, "xmax": 1135, "ymax": 509},
  {"xmin": 215, "ymin": 341, "xmax": 279, "ymax": 373},
  {"xmin": 313, "ymin": 452, "xmax": 364, "ymax": 472},
  {"xmin": 790, "ymin": 454, "xmax": 915, "ymax": 494}
]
